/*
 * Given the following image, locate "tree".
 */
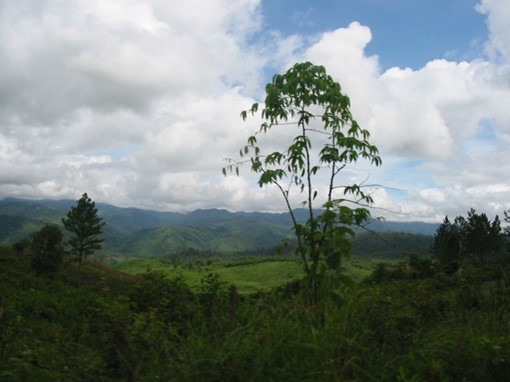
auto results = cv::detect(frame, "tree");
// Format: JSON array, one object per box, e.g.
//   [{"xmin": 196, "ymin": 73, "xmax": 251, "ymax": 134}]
[
  {"xmin": 464, "ymin": 208, "xmax": 503, "ymax": 265},
  {"xmin": 62, "ymin": 193, "xmax": 104, "ymax": 281},
  {"xmin": 433, "ymin": 209, "xmax": 504, "ymax": 269},
  {"xmin": 29, "ymin": 224, "xmax": 64, "ymax": 274},
  {"xmin": 223, "ymin": 62, "xmax": 381, "ymax": 300},
  {"xmin": 432, "ymin": 216, "xmax": 462, "ymax": 273},
  {"xmin": 504, "ymin": 210, "xmax": 510, "ymax": 236},
  {"xmin": 504, "ymin": 210, "xmax": 510, "ymax": 253}
]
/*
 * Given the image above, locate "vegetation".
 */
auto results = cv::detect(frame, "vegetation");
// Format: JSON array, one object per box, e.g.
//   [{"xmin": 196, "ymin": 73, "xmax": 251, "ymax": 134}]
[
  {"xmin": 352, "ymin": 231, "xmax": 433, "ymax": 259},
  {"xmin": 28, "ymin": 224, "xmax": 64, "ymax": 274},
  {"xmin": 2, "ymin": 240, "xmax": 510, "ymax": 380},
  {"xmin": 0, "ymin": 198, "xmax": 437, "ymax": 257},
  {"xmin": 110, "ymin": 256, "xmax": 382, "ymax": 293},
  {"xmin": 112, "ymin": 257, "xmax": 304, "ymax": 294},
  {"xmin": 0, "ymin": 202, "xmax": 509, "ymax": 381},
  {"xmin": 62, "ymin": 193, "xmax": 105, "ymax": 281},
  {"xmin": 224, "ymin": 62, "xmax": 381, "ymax": 300},
  {"xmin": 433, "ymin": 209, "xmax": 506, "ymax": 273}
]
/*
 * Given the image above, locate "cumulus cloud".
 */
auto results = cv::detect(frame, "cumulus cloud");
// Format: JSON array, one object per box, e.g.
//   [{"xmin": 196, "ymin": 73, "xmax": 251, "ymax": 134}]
[
  {"xmin": 0, "ymin": 0, "xmax": 509, "ymax": 222},
  {"xmin": 289, "ymin": 10, "xmax": 510, "ymax": 221},
  {"xmin": 477, "ymin": 0, "xmax": 510, "ymax": 62},
  {"xmin": 0, "ymin": 0, "xmax": 265, "ymax": 206}
]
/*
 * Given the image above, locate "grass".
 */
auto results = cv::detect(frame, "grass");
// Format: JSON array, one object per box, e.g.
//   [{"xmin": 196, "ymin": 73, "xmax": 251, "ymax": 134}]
[
  {"xmin": 111, "ymin": 256, "xmax": 391, "ymax": 293},
  {"xmin": 112, "ymin": 257, "xmax": 304, "ymax": 293},
  {"xmin": 217, "ymin": 260, "xmax": 303, "ymax": 292}
]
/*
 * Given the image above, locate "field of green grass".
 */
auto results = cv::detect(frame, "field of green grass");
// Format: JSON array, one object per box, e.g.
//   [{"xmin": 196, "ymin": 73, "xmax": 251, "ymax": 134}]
[{"xmin": 111, "ymin": 256, "xmax": 389, "ymax": 293}]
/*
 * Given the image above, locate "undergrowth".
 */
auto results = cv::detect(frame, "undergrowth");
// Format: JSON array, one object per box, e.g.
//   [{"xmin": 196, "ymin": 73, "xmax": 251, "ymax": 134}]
[{"xmin": 1, "ymin": 250, "xmax": 510, "ymax": 381}]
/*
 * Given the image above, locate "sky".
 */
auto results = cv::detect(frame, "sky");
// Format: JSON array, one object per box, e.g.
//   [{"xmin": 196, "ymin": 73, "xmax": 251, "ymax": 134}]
[{"xmin": 0, "ymin": 0, "xmax": 509, "ymax": 222}]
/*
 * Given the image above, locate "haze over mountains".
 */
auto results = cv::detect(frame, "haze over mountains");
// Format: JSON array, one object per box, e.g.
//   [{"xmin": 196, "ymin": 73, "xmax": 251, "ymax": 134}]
[{"xmin": 0, "ymin": 197, "xmax": 437, "ymax": 257}]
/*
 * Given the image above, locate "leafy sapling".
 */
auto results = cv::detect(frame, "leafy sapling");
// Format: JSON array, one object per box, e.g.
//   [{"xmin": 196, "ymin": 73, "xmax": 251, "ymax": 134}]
[{"xmin": 223, "ymin": 62, "xmax": 382, "ymax": 300}]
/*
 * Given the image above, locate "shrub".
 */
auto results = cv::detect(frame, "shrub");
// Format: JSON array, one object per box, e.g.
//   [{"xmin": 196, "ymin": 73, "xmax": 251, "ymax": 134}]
[{"xmin": 29, "ymin": 224, "xmax": 64, "ymax": 274}]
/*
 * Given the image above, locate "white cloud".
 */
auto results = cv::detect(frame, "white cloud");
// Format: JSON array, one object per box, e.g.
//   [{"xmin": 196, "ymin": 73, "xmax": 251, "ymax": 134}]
[
  {"xmin": 0, "ymin": 0, "xmax": 509, "ymax": 223},
  {"xmin": 0, "ymin": 0, "xmax": 264, "ymax": 124},
  {"xmin": 477, "ymin": 0, "xmax": 510, "ymax": 62},
  {"xmin": 291, "ymin": 14, "xmax": 510, "ymax": 221},
  {"xmin": 0, "ymin": 0, "xmax": 266, "ymax": 206}
]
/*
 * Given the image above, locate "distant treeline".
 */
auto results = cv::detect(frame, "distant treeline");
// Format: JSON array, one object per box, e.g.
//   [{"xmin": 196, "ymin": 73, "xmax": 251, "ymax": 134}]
[
  {"xmin": 144, "ymin": 231, "xmax": 433, "ymax": 261},
  {"xmin": 352, "ymin": 231, "xmax": 433, "ymax": 259}
]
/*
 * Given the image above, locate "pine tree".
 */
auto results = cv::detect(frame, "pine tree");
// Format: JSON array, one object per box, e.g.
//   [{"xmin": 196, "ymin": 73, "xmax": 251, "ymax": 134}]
[
  {"xmin": 432, "ymin": 216, "xmax": 462, "ymax": 273},
  {"xmin": 62, "ymin": 193, "xmax": 104, "ymax": 283},
  {"xmin": 433, "ymin": 209, "xmax": 505, "ymax": 270}
]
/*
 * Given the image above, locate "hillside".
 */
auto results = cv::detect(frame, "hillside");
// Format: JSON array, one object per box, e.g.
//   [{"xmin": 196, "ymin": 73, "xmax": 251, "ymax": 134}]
[
  {"xmin": 2, "ymin": 244, "xmax": 510, "ymax": 380},
  {"xmin": 0, "ymin": 197, "xmax": 437, "ymax": 257}
]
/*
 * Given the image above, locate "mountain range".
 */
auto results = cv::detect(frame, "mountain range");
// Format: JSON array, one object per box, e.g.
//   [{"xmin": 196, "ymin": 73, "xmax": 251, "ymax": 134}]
[{"xmin": 0, "ymin": 197, "xmax": 438, "ymax": 257}]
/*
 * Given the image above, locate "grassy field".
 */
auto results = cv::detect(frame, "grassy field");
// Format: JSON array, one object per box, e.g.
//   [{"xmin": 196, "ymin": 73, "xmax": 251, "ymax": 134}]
[{"xmin": 111, "ymin": 256, "xmax": 388, "ymax": 293}]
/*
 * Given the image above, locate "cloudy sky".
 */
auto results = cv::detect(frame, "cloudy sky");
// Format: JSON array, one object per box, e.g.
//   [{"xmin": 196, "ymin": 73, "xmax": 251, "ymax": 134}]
[{"xmin": 0, "ymin": 0, "xmax": 509, "ymax": 222}]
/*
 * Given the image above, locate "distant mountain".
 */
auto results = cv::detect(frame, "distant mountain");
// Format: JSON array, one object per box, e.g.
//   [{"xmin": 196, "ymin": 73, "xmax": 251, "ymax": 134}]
[{"xmin": 0, "ymin": 197, "xmax": 438, "ymax": 256}]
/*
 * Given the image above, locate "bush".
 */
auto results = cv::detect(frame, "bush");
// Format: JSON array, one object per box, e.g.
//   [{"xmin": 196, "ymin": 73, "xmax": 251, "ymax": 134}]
[{"xmin": 29, "ymin": 225, "xmax": 64, "ymax": 274}]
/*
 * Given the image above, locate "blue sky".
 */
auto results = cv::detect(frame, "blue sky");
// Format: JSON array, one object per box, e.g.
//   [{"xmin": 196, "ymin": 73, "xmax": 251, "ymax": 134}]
[
  {"xmin": 263, "ymin": 0, "xmax": 488, "ymax": 69},
  {"xmin": 0, "ymin": 0, "xmax": 509, "ymax": 222}
]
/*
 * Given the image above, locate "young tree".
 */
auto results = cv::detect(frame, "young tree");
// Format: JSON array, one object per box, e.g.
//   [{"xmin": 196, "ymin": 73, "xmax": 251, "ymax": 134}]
[
  {"xmin": 29, "ymin": 224, "xmax": 64, "ymax": 274},
  {"xmin": 62, "ymin": 193, "xmax": 104, "ymax": 281},
  {"xmin": 223, "ymin": 62, "xmax": 381, "ymax": 300}
]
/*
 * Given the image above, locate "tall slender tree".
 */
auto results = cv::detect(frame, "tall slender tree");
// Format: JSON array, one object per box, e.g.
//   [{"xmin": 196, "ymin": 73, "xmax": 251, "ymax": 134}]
[
  {"xmin": 62, "ymin": 193, "xmax": 104, "ymax": 283},
  {"xmin": 224, "ymin": 62, "xmax": 381, "ymax": 301}
]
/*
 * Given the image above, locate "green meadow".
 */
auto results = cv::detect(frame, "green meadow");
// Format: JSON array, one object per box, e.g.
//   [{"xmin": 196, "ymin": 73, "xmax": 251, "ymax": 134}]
[{"xmin": 111, "ymin": 256, "xmax": 382, "ymax": 293}]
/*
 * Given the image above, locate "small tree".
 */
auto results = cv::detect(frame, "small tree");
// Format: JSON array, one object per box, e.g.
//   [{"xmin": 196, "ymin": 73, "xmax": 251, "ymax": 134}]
[
  {"xmin": 224, "ymin": 62, "xmax": 381, "ymax": 300},
  {"xmin": 62, "ymin": 193, "xmax": 104, "ymax": 281},
  {"xmin": 30, "ymin": 224, "xmax": 64, "ymax": 274}
]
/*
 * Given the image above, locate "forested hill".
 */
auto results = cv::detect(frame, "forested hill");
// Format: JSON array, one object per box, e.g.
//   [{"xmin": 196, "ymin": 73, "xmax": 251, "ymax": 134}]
[{"xmin": 0, "ymin": 197, "xmax": 437, "ymax": 256}]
